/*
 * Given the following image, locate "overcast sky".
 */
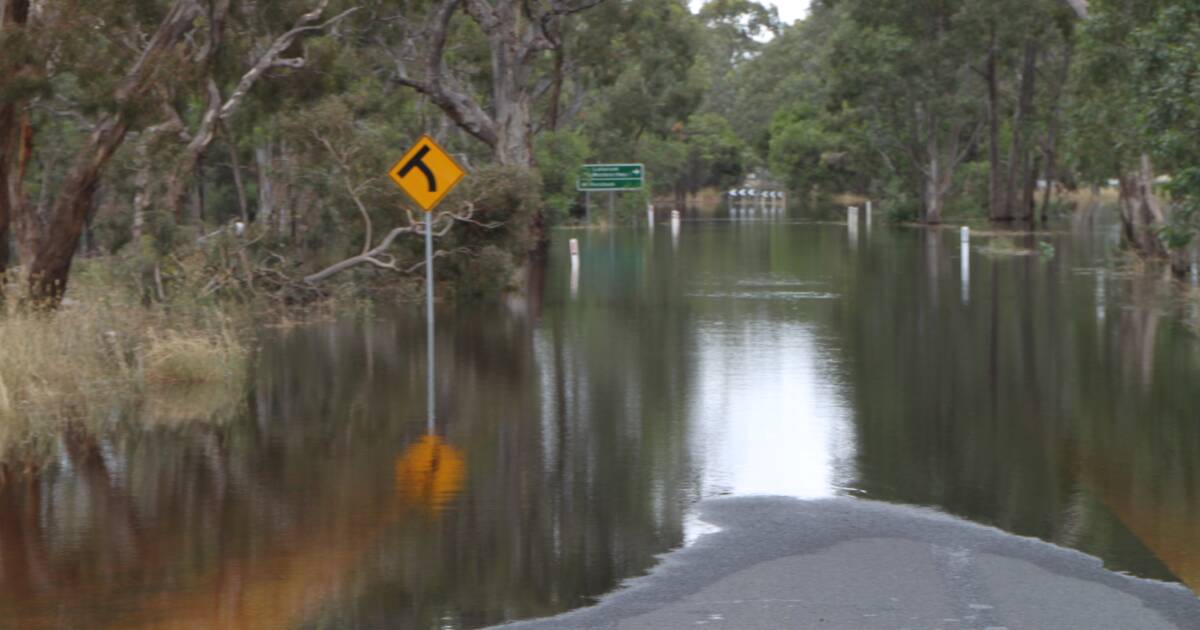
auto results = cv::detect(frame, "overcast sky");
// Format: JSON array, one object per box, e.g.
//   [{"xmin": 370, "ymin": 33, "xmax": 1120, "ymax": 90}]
[
  {"xmin": 691, "ymin": 0, "xmax": 812, "ymax": 25},
  {"xmin": 769, "ymin": 0, "xmax": 812, "ymax": 24}
]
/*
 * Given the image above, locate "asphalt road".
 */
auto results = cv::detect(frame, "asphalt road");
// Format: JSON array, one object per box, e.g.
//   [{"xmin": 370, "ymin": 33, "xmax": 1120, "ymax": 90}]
[{"xmin": 492, "ymin": 497, "xmax": 1200, "ymax": 630}]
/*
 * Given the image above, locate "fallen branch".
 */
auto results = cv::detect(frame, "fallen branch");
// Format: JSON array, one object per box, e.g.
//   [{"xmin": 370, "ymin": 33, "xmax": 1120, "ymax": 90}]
[{"xmin": 303, "ymin": 201, "xmax": 498, "ymax": 285}]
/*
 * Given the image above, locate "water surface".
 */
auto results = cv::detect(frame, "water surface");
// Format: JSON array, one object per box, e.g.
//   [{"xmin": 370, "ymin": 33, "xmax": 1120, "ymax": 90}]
[{"xmin": 2, "ymin": 207, "xmax": 1199, "ymax": 628}]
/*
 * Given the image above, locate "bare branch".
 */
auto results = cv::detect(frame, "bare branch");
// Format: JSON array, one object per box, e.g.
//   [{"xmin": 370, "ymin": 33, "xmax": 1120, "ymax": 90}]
[
  {"xmin": 303, "ymin": 225, "xmax": 418, "ymax": 283},
  {"xmin": 403, "ymin": 247, "xmax": 472, "ymax": 273},
  {"xmin": 219, "ymin": 5, "xmax": 360, "ymax": 121},
  {"xmin": 390, "ymin": 0, "xmax": 499, "ymax": 148},
  {"xmin": 304, "ymin": 202, "xmax": 499, "ymax": 284}
]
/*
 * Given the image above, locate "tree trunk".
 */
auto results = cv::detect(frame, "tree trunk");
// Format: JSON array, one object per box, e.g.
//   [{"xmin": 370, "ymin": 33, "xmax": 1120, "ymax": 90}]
[
  {"xmin": 1007, "ymin": 41, "xmax": 1039, "ymax": 223},
  {"xmin": 255, "ymin": 143, "xmax": 276, "ymax": 225},
  {"xmin": 132, "ymin": 155, "xmax": 150, "ymax": 242},
  {"xmin": 223, "ymin": 131, "xmax": 250, "ymax": 224},
  {"xmin": 23, "ymin": 0, "xmax": 202, "ymax": 307},
  {"xmin": 492, "ymin": 55, "xmax": 534, "ymax": 166},
  {"xmin": 1039, "ymin": 41, "xmax": 1072, "ymax": 224},
  {"xmin": 548, "ymin": 46, "xmax": 565, "ymax": 132},
  {"xmin": 1117, "ymin": 174, "xmax": 1139, "ymax": 246},
  {"xmin": 0, "ymin": 0, "xmax": 31, "ymax": 289},
  {"xmin": 3, "ymin": 113, "xmax": 36, "ymax": 272},
  {"xmin": 1135, "ymin": 154, "xmax": 1167, "ymax": 259},
  {"xmin": 925, "ymin": 152, "xmax": 947, "ymax": 225},
  {"xmin": 0, "ymin": 106, "xmax": 14, "ymax": 287},
  {"xmin": 1117, "ymin": 155, "xmax": 1169, "ymax": 261},
  {"xmin": 0, "ymin": 0, "xmax": 30, "ymax": 286},
  {"xmin": 986, "ymin": 24, "xmax": 1008, "ymax": 222},
  {"xmin": 922, "ymin": 122, "xmax": 957, "ymax": 225},
  {"xmin": 27, "ymin": 117, "xmax": 130, "ymax": 306}
]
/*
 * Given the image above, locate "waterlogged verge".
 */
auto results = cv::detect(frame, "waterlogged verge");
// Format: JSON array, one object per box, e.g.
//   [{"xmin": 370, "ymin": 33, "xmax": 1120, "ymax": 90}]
[{"xmin": 0, "ymin": 269, "xmax": 248, "ymax": 469}]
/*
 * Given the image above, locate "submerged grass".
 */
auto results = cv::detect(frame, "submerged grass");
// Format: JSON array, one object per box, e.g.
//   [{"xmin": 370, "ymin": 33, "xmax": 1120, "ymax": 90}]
[
  {"xmin": 0, "ymin": 264, "xmax": 250, "ymax": 464},
  {"xmin": 978, "ymin": 236, "xmax": 1038, "ymax": 257}
]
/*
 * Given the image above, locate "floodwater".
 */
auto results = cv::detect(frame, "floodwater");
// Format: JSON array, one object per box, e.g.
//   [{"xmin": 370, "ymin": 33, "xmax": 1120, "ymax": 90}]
[{"xmin": 2, "ymin": 203, "xmax": 1200, "ymax": 628}]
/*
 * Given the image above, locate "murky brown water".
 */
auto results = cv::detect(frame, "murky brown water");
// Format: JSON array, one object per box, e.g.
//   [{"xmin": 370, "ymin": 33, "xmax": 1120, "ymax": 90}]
[{"xmin": 2, "ymin": 205, "xmax": 1199, "ymax": 628}]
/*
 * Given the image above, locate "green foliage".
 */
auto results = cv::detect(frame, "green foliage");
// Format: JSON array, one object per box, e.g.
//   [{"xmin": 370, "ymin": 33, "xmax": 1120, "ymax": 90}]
[
  {"xmin": 768, "ymin": 103, "xmax": 845, "ymax": 194},
  {"xmin": 442, "ymin": 165, "xmax": 544, "ymax": 298},
  {"xmin": 634, "ymin": 134, "xmax": 685, "ymax": 199},
  {"xmin": 1071, "ymin": 0, "xmax": 1200, "ymax": 252},
  {"xmin": 535, "ymin": 131, "xmax": 591, "ymax": 225}
]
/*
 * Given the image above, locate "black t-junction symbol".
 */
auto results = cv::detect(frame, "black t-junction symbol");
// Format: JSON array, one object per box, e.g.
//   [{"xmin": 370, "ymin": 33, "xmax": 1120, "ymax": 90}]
[{"xmin": 398, "ymin": 145, "xmax": 437, "ymax": 192}]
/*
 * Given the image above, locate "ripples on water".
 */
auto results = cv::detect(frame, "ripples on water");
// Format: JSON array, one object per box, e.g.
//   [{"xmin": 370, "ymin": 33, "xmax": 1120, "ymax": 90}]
[{"xmin": 1, "ymin": 209, "xmax": 1199, "ymax": 628}]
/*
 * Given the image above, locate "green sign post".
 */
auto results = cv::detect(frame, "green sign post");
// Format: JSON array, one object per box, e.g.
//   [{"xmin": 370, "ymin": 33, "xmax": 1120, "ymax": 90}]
[
  {"xmin": 578, "ymin": 164, "xmax": 645, "ymax": 226},
  {"xmin": 577, "ymin": 164, "xmax": 644, "ymax": 191}
]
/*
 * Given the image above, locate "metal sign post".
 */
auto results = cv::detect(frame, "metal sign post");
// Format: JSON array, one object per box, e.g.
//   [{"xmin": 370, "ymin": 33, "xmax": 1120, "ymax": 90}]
[
  {"xmin": 425, "ymin": 210, "xmax": 434, "ymax": 431},
  {"xmin": 388, "ymin": 134, "xmax": 468, "ymax": 431},
  {"xmin": 578, "ymin": 164, "xmax": 645, "ymax": 227}
]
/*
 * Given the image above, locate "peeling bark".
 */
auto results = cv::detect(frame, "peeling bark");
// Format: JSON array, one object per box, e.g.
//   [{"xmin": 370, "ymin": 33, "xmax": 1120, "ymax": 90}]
[
  {"xmin": 26, "ymin": 0, "xmax": 203, "ymax": 308},
  {"xmin": 1117, "ymin": 155, "xmax": 1168, "ymax": 261},
  {"xmin": 165, "ymin": 1, "xmax": 357, "ymax": 223},
  {"xmin": 393, "ymin": 0, "xmax": 600, "ymax": 166}
]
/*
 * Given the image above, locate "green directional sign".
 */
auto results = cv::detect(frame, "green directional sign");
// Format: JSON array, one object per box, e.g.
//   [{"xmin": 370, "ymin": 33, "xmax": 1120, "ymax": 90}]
[{"xmin": 577, "ymin": 163, "xmax": 644, "ymax": 191}]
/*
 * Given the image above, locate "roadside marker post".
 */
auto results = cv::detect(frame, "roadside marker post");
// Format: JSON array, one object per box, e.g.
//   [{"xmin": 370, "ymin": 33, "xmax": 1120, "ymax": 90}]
[
  {"xmin": 961, "ymin": 227, "xmax": 971, "ymax": 305},
  {"xmin": 388, "ymin": 134, "xmax": 468, "ymax": 430}
]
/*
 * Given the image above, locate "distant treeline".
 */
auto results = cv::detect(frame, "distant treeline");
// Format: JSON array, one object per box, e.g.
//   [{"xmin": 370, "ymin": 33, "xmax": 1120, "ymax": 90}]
[{"xmin": 1, "ymin": 0, "xmax": 1197, "ymax": 309}]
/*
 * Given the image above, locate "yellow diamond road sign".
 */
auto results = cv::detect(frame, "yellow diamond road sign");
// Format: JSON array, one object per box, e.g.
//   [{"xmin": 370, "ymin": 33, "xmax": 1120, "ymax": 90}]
[{"xmin": 388, "ymin": 134, "xmax": 467, "ymax": 212}]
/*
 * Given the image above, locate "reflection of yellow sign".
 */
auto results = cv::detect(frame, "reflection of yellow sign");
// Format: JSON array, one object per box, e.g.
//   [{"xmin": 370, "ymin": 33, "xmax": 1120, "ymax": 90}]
[
  {"xmin": 388, "ymin": 134, "xmax": 467, "ymax": 212},
  {"xmin": 394, "ymin": 435, "xmax": 465, "ymax": 514}
]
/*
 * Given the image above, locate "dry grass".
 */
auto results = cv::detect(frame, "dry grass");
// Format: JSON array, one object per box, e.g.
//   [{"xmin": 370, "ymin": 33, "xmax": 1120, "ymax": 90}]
[
  {"xmin": 144, "ymin": 327, "xmax": 245, "ymax": 386},
  {"xmin": 830, "ymin": 192, "xmax": 871, "ymax": 206},
  {"xmin": 1064, "ymin": 187, "xmax": 1121, "ymax": 205},
  {"xmin": 0, "ymin": 266, "xmax": 249, "ymax": 461},
  {"xmin": 978, "ymin": 236, "xmax": 1038, "ymax": 257}
]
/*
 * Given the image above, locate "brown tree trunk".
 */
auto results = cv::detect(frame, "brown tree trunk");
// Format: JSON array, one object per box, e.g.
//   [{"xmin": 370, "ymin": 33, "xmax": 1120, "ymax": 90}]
[
  {"xmin": 23, "ymin": 0, "xmax": 202, "ymax": 308},
  {"xmin": 1007, "ymin": 41, "xmax": 1039, "ymax": 223},
  {"xmin": 255, "ymin": 143, "xmax": 276, "ymax": 226},
  {"xmin": 1135, "ymin": 154, "xmax": 1168, "ymax": 258},
  {"xmin": 0, "ymin": 106, "xmax": 14, "ymax": 288},
  {"xmin": 492, "ymin": 54, "xmax": 534, "ymax": 167},
  {"xmin": 986, "ymin": 24, "xmax": 1008, "ymax": 222},
  {"xmin": 27, "ymin": 117, "xmax": 130, "ymax": 306},
  {"xmin": 3, "ymin": 113, "xmax": 36, "ymax": 276},
  {"xmin": 1117, "ymin": 155, "xmax": 1169, "ymax": 261},
  {"xmin": 1039, "ymin": 41, "xmax": 1072, "ymax": 224},
  {"xmin": 0, "ymin": 0, "xmax": 32, "ymax": 290},
  {"xmin": 547, "ymin": 45, "xmax": 565, "ymax": 132},
  {"xmin": 222, "ymin": 127, "xmax": 250, "ymax": 224},
  {"xmin": 925, "ymin": 150, "xmax": 944, "ymax": 225},
  {"xmin": 1117, "ymin": 174, "xmax": 1139, "ymax": 246}
]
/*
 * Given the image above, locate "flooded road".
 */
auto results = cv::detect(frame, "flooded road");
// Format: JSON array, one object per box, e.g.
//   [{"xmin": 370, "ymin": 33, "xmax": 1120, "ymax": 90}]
[{"xmin": 2, "ymin": 208, "xmax": 1199, "ymax": 628}]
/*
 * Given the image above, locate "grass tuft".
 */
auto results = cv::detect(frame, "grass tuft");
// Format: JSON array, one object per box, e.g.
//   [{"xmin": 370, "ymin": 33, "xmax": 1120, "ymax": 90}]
[{"xmin": 0, "ymin": 266, "xmax": 250, "ymax": 463}]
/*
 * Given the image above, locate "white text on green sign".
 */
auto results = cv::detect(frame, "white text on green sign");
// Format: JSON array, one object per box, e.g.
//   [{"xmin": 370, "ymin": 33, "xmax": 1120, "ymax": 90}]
[{"xmin": 578, "ymin": 163, "xmax": 644, "ymax": 191}]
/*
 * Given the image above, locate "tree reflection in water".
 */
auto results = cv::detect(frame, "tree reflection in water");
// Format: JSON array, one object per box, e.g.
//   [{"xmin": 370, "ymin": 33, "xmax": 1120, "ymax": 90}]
[{"xmin": 1, "ymin": 219, "xmax": 1199, "ymax": 629}]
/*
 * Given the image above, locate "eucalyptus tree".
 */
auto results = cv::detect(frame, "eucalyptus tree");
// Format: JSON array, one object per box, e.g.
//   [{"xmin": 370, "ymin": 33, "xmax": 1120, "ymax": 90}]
[
  {"xmin": 568, "ymin": 0, "xmax": 711, "ymax": 205},
  {"xmin": 0, "ymin": 0, "xmax": 205, "ymax": 307},
  {"xmin": 0, "ymin": 0, "xmax": 372, "ymax": 308},
  {"xmin": 384, "ymin": 0, "xmax": 603, "ymax": 168},
  {"xmin": 1070, "ymin": 0, "xmax": 1199, "ymax": 272},
  {"xmin": 733, "ymin": 7, "xmax": 840, "ymax": 161},
  {"xmin": 962, "ymin": 0, "xmax": 1077, "ymax": 224},
  {"xmin": 825, "ymin": 0, "xmax": 986, "ymax": 223},
  {"xmin": 694, "ymin": 0, "xmax": 780, "ymax": 123},
  {"xmin": 1125, "ymin": 1, "xmax": 1200, "ymax": 274}
]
